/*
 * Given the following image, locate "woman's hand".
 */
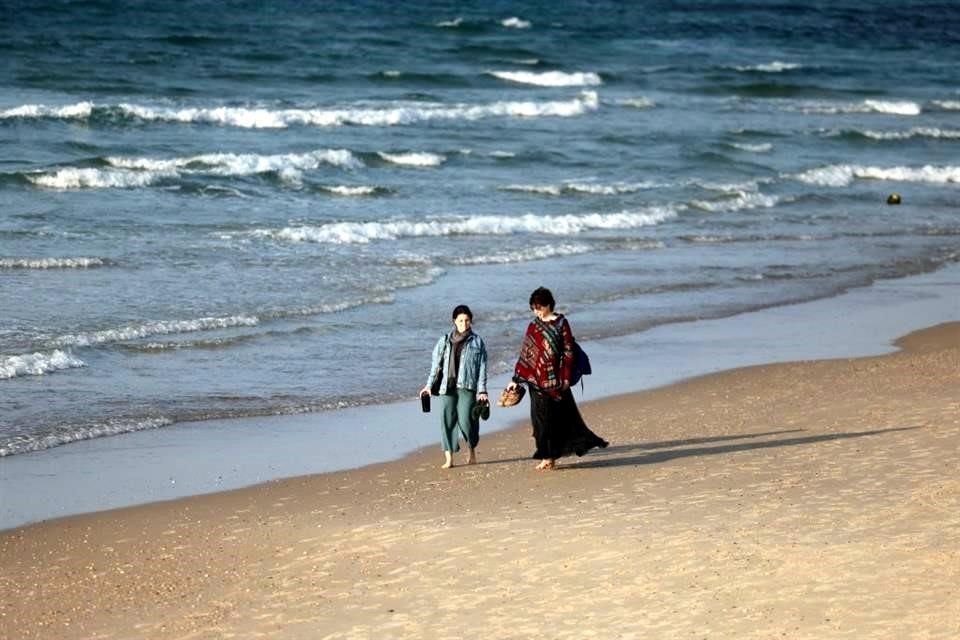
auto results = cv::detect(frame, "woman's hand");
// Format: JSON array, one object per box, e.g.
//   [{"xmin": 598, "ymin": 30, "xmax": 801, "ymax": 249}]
[
  {"xmin": 478, "ymin": 392, "xmax": 489, "ymax": 402},
  {"xmin": 419, "ymin": 385, "xmax": 431, "ymax": 397},
  {"xmin": 505, "ymin": 381, "xmax": 518, "ymax": 391}
]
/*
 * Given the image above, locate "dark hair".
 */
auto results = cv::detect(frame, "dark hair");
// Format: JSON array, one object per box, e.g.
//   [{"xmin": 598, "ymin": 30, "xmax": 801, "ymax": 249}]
[
  {"xmin": 528, "ymin": 287, "xmax": 555, "ymax": 311},
  {"xmin": 451, "ymin": 304, "xmax": 473, "ymax": 320}
]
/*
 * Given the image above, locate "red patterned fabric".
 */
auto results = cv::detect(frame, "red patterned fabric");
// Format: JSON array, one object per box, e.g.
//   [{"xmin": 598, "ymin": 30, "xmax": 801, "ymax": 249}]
[{"xmin": 513, "ymin": 315, "xmax": 574, "ymax": 393}]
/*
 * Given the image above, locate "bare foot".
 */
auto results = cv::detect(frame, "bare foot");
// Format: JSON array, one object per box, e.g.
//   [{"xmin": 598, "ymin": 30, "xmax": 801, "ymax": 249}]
[
  {"xmin": 466, "ymin": 448, "xmax": 477, "ymax": 465},
  {"xmin": 442, "ymin": 452, "xmax": 453, "ymax": 469},
  {"xmin": 441, "ymin": 461, "xmax": 453, "ymax": 469},
  {"xmin": 535, "ymin": 459, "xmax": 555, "ymax": 471}
]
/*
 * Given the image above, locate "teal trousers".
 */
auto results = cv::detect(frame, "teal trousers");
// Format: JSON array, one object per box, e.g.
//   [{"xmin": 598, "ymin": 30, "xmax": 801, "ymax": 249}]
[{"xmin": 440, "ymin": 389, "xmax": 479, "ymax": 452}]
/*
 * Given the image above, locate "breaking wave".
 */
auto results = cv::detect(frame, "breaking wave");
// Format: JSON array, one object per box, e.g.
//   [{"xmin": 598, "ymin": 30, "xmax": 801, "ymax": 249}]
[
  {"xmin": 794, "ymin": 99, "xmax": 922, "ymax": 116},
  {"xmin": 794, "ymin": 164, "xmax": 960, "ymax": 187},
  {"xmin": 237, "ymin": 207, "xmax": 679, "ymax": 245},
  {"xmin": 450, "ymin": 243, "xmax": 593, "ymax": 265},
  {"xmin": 500, "ymin": 181, "xmax": 658, "ymax": 195},
  {"xmin": 487, "ymin": 70, "xmax": 602, "ymax": 87},
  {"xmin": 0, "ymin": 350, "xmax": 86, "ymax": 380},
  {"xmin": 732, "ymin": 61, "xmax": 803, "ymax": 73},
  {"xmin": 502, "ymin": 17, "xmax": 531, "ymax": 29},
  {"xmin": 0, "ymin": 257, "xmax": 108, "ymax": 269},
  {"xmin": 3, "ymin": 93, "xmax": 599, "ymax": 128},
  {"xmin": 0, "ymin": 417, "xmax": 173, "ymax": 457},
  {"xmin": 51, "ymin": 315, "xmax": 261, "ymax": 348},
  {"xmin": 376, "ymin": 151, "xmax": 446, "ymax": 167}
]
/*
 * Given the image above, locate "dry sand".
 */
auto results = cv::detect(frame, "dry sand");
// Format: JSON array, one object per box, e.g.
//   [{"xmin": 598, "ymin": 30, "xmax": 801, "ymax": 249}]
[{"xmin": 2, "ymin": 323, "xmax": 958, "ymax": 640}]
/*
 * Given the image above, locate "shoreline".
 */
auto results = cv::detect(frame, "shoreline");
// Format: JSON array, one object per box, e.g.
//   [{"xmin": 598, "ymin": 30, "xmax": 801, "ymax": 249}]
[
  {"xmin": 1, "ymin": 320, "xmax": 957, "ymax": 638},
  {"xmin": 1, "ymin": 263, "xmax": 959, "ymax": 531}
]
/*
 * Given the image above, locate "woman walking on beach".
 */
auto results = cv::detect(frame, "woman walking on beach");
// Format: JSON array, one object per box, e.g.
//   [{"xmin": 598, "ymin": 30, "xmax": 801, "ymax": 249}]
[
  {"xmin": 421, "ymin": 304, "xmax": 489, "ymax": 469},
  {"xmin": 506, "ymin": 287, "xmax": 607, "ymax": 470}
]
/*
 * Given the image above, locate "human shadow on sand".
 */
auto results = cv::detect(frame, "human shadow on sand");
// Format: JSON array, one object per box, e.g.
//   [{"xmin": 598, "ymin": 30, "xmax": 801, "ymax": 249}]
[
  {"xmin": 600, "ymin": 429, "xmax": 805, "ymax": 455},
  {"xmin": 475, "ymin": 429, "xmax": 806, "ymax": 467},
  {"xmin": 564, "ymin": 426, "xmax": 921, "ymax": 470}
]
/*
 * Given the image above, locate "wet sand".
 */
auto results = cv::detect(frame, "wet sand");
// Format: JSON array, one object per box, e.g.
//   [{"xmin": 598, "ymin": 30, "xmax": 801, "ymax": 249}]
[{"xmin": 2, "ymin": 323, "xmax": 958, "ymax": 639}]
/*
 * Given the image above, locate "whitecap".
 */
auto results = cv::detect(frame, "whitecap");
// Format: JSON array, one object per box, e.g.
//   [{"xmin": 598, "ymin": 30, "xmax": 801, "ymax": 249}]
[
  {"xmin": 857, "ymin": 127, "xmax": 960, "ymax": 141},
  {"xmin": 500, "ymin": 181, "xmax": 656, "ymax": 195},
  {"xmin": 931, "ymin": 100, "xmax": 960, "ymax": 111},
  {"xmin": 377, "ymin": 151, "xmax": 446, "ymax": 167},
  {"xmin": 322, "ymin": 185, "xmax": 379, "ymax": 196},
  {"xmin": 0, "ymin": 350, "xmax": 86, "ymax": 380},
  {"xmin": 107, "ymin": 148, "xmax": 363, "ymax": 173},
  {"xmin": 52, "ymin": 315, "xmax": 260, "ymax": 348},
  {"xmin": 108, "ymin": 93, "xmax": 598, "ymax": 128},
  {"xmin": 28, "ymin": 168, "xmax": 174, "ymax": 189},
  {"xmin": 451, "ymin": 243, "xmax": 593, "ymax": 265},
  {"xmin": 488, "ymin": 70, "xmax": 602, "ymax": 87},
  {"xmin": 796, "ymin": 99, "xmax": 921, "ymax": 116},
  {"xmin": 730, "ymin": 142, "xmax": 773, "ymax": 153},
  {"xmin": 1, "ymin": 97, "xmax": 599, "ymax": 128},
  {"xmin": 794, "ymin": 164, "xmax": 960, "ymax": 186},
  {"xmin": 244, "ymin": 206, "xmax": 679, "ymax": 245},
  {"xmin": 0, "ymin": 101, "xmax": 94, "ymax": 119},
  {"xmin": 620, "ymin": 97, "xmax": 656, "ymax": 109},
  {"xmin": 0, "ymin": 257, "xmax": 106, "ymax": 269},
  {"xmin": 733, "ymin": 61, "xmax": 802, "ymax": 72},
  {"xmin": 435, "ymin": 17, "xmax": 463, "ymax": 28},
  {"xmin": 502, "ymin": 16, "xmax": 531, "ymax": 29},
  {"xmin": 689, "ymin": 191, "xmax": 780, "ymax": 213}
]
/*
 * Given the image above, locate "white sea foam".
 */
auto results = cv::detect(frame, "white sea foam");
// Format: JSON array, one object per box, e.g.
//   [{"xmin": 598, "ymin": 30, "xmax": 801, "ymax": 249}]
[
  {"xmin": 5, "ymin": 95, "xmax": 599, "ymax": 128},
  {"xmin": 796, "ymin": 99, "xmax": 922, "ymax": 116},
  {"xmin": 856, "ymin": 127, "xmax": 960, "ymax": 141},
  {"xmin": 29, "ymin": 149, "xmax": 362, "ymax": 190},
  {"xmin": 376, "ymin": 151, "xmax": 446, "ymax": 167},
  {"xmin": 107, "ymin": 148, "xmax": 363, "ymax": 173},
  {"xmin": 694, "ymin": 179, "xmax": 766, "ymax": 193},
  {"xmin": 0, "ymin": 101, "xmax": 94, "ymax": 119},
  {"xmin": 0, "ymin": 257, "xmax": 106, "ymax": 269},
  {"xmin": 501, "ymin": 181, "xmax": 657, "ymax": 195},
  {"xmin": 0, "ymin": 350, "xmax": 86, "ymax": 380},
  {"xmin": 322, "ymin": 185, "xmax": 379, "ymax": 196},
  {"xmin": 931, "ymin": 100, "xmax": 960, "ymax": 111},
  {"xmin": 794, "ymin": 164, "xmax": 960, "ymax": 187},
  {"xmin": 451, "ymin": 243, "xmax": 593, "ymax": 265},
  {"xmin": 689, "ymin": 191, "xmax": 780, "ymax": 213},
  {"xmin": 52, "ymin": 315, "xmax": 260, "ymax": 348},
  {"xmin": 488, "ymin": 70, "xmax": 602, "ymax": 87},
  {"xmin": 733, "ymin": 61, "xmax": 802, "ymax": 72},
  {"xmin": 29, "ymin": 168, "xmax": 174, "ymax": 189},
  {"xmin": 619, "ymin": 97, "xmax": 656, "ymax": 109},
  {"xmin": 0, "ymin": 417, "xmax": 174, "ymax": 457},
  {"xmin": 502, "ymin": 17, "xmax": 531, "ymax": 29},
  {"xmin": 435, "ymin": 17, "xmax": 463, "ymax": 28},
  {"xmin": 731, "ymin": 142, "xmax": 773, "ymax": 153},
  {"xmin": 257, "ymin": 294, "xmax": 398, "ymax": 321},
  {"xmin": 243, "ymin": 207, "xmax": 678, "ymax": 245}
]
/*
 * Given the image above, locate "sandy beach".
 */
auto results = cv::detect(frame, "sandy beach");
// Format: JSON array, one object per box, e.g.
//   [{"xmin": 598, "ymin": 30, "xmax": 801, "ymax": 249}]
[{"xmin": 2, "ymin": 322, "xmax": 958, "ymax": 639}]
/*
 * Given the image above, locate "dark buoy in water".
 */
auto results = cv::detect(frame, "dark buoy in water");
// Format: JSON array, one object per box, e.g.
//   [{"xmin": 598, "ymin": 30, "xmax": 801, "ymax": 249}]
[{"xmin": 887, "ymin": 193, "xmax": 902, "ymax": 205}]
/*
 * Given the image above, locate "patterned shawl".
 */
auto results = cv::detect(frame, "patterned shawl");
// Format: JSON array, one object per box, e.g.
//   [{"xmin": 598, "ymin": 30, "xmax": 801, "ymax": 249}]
[{"xmin": 513, "ymin": 314, "xmax": 574, "ymax": 392}]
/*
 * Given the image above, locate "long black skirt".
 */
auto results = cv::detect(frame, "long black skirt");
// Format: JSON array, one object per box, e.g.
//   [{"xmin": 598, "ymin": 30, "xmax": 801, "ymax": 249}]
[{"xmin": 530, "ymin": 387, "xmax": 608, "ymax": 460}]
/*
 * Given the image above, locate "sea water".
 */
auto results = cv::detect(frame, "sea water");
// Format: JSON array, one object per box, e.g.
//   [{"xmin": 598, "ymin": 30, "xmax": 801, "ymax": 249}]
[{"xmin": 2, "ymin": 1, "xmax": 959, "ymax": 459}]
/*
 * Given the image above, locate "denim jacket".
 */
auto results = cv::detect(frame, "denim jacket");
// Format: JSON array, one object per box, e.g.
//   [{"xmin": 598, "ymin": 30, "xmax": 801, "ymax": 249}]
[{"xmin": 426, "ymin": 332, "xmax": 488, "ymax": 395}]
